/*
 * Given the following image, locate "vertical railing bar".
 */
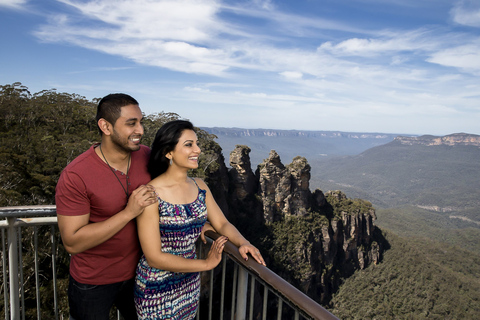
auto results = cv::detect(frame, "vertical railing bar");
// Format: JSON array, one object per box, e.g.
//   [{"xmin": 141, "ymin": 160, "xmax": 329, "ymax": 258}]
[
  {"xmin": 34, "ymin": 226, "xmax": 41, "ymax": 320},
  {"xmin": 236, "ymin": 267, "xmax": 248, "ymax": 320},
  {"xmin": 18, "ymin": 226, "xmax": 25, "ymax": 320},
  {"xmin": 51, "ymin": 225, "xmax": 59, "ymax": 320},
  {"xmin": 208, "ymin": 268, "xmax": 214, "ymax": 320},
  {"xmin": 238, "ymin": 269, "xmax": 312, "ymax": 320},
  {"xmin": 7, "ymin": 216, "xmax": 20, "ymax": 320},
  {"xmin": 219, "ymin": 254, "xmax": 226, "ymax": 320},
  {"xmin": 264, "ymin": 286, "xmax": 312, "ymax": 320},
  {"xmin": 262, "ymin": 286, "xmax": 268, "ymax": 320},
  {"xmin": 276, "ymin": 298, "xmax": 283, "ymax": 320},
  {"xmin": 294, "ymin": 310, "xmax": 300, "ymax": 320},
  {"xmin": 2, "ymin": 227, "xmax": 9, "ymax": 320},
  {"xmin": 231, "ymin": 263, "xmax": 238, "ymax": 320},
  {"xmin": 249, "ymin": 276, "xmax": 255, "ymax": 320}
]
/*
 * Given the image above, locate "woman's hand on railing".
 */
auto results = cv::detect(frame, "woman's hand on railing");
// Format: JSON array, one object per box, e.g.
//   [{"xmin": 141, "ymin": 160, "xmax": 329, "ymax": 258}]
[
  {"xmin": 205, "ymin": 235, "xmax": 228, "ymax": 269},
  {"xmin": 239, "ymin": 243, "xmax": 266, "ymax": 266}
]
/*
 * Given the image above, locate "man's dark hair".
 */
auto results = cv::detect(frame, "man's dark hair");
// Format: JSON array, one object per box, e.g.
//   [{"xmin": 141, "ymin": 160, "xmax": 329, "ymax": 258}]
[
  {"xmin": 149, "ymin": 120, "xmax": 195, "ymax": 179},
  {"xmin": 96, "ymin": 93, "xmax": 139, "ymax": 135}
]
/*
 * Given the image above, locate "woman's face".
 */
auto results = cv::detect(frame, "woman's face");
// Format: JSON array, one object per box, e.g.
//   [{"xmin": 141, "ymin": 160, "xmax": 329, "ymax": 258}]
[{"xmin": 168, "ymin": 129, "xmax": 201, "ymax": 169}]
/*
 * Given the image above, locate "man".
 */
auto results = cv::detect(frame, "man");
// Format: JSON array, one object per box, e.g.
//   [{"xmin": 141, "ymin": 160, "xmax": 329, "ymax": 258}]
[{"xmin": 55, "ymin": 93, "xmax": 157, "ymax": 319}]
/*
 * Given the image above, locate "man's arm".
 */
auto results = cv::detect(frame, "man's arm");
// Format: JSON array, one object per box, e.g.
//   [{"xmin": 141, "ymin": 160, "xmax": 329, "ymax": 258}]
[{"xmin": 58, "ymin": 184, "xmax": 156, "ymax": 254}]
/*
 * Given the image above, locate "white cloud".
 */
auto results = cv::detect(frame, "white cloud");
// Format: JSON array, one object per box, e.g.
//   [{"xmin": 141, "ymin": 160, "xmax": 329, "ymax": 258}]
[
  {"xmin": 57, "ymin": 0, "xmax": 221, "ymax": 41},
  {"xmin": 451, "ymin": 0, "xmax": 480, "ymax": 27},
  {"xmin": 317, "ymin": 29, "xmax": 441, "ymax": 57},
  {"xmin": 427, "ymin": 43, "xmax": 480, "ymax": 75},
  {"xmin": 251, "ymin": 0, "xmax": 274, "ymax": 10},
  {"xmin": 0, "ymin": 0, "xmax": 27, "ymax": 10},
  {"xmin": 280, "ymin": 71, "xmax": 303, "ymax": 80}
]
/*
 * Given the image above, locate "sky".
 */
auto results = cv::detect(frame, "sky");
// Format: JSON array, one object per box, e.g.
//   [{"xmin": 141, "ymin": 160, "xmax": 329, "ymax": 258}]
[{"xmin": 1, "ymin": 0, "xmax": 479, "ymax": 136}]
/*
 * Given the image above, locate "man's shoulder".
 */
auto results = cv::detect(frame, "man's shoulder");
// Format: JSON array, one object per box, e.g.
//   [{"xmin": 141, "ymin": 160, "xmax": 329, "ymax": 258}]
[
  {"xmin": 139, "ymin": 144, "xmax": 151, "ymax": 153},
  {"xmin": 139, "ymin": 144, "xmax": 150, "ymax": 154},
  {"xmin": 134, "ymin": 144, "xmax": 151, "ymax": 160},
  {"xmin": 62, "ymin": 145, "xmax": 96, "ymax": 173}
]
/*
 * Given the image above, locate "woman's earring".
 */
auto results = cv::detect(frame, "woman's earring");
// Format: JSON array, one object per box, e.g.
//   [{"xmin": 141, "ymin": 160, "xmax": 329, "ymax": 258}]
[{"xmin": 169, "ymin": 158, "xmax": 173, "ymax": 166}]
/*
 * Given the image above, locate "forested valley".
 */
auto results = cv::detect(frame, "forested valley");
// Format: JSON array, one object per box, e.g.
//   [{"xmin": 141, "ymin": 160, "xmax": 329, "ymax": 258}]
[{"xmin": 1, "ymin": 83, "xmax": 479, "ymax": 319}]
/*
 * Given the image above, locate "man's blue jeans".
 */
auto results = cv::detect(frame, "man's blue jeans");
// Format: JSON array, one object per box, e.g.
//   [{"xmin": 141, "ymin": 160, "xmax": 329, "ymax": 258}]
[{"xmin": 68, "ymin": 275, "xmax": 137, "ymax": 320}]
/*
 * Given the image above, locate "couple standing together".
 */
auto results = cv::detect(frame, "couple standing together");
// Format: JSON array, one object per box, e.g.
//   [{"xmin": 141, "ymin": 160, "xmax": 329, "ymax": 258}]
[{"xmin": 55, "ymin": 94, "xmax": 265, "ymax": 320}]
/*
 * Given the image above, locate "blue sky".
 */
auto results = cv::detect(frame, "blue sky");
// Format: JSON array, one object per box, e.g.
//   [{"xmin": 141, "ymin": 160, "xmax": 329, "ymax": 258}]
[{"xmin": 1, "ymin": 0, "xmax": 479, "ymax": 135}]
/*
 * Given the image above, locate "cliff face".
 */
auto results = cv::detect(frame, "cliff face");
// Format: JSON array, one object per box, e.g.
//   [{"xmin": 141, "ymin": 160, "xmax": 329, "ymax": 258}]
[
  {"xmin": 395, "ymin": 133, "xmax": 480, "ymax": 147},
  {"xmin": 256, "ymin": 151, "xmax": 311, "ymax": 221},
  {"xmin": 219, "ymin": 145, "xmax": 383, "ymax": 304}
]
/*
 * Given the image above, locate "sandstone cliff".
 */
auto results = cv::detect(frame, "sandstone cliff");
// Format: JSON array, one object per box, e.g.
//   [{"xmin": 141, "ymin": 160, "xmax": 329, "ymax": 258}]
[
  {"xmin": 395, "ymin": 133, "xmax": 480, "ymax": 147},
  {"xmin": 204, "ymin": 145, "xmax": 384, "ymax": 305}
]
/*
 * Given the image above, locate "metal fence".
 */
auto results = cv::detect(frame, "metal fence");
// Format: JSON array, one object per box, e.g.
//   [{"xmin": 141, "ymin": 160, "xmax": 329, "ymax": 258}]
[{"xmin": 1, "ymin": 205, "xmax": 339, "ymax": 320}]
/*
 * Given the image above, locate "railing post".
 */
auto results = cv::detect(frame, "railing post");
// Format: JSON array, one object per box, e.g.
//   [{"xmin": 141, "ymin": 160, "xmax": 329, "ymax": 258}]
[
  {"xmin": 235, "ymin": 267, "xmax": 248, "ymax": 320},
  {"xmin": 7, "ymin": 217, "xmax": 20, "ymax": 320},
  {"xmin": 2, "ymin": 228, "xmax": 10, "ymax": 320},
  {"xmin": 51, "ymin": 225, "xmax": 59, "ymax": 320}
]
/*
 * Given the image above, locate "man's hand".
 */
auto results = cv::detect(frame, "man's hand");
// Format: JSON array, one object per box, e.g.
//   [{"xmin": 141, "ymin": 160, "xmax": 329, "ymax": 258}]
[{"xmin": 124, "ymin": 185, "xmax": 157, "ymax": 219}]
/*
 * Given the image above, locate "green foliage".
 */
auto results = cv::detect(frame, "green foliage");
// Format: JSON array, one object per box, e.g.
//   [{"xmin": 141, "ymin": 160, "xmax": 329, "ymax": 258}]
[
  {"xmin": 325, "ymin": 191, "xmax": 374, "ymax": 217},
  {"xmin": 375, "ymin": 206, "xmax": 480, "ymax": 255},
  {"xmin": 141, "ymin": 111, "xmax": 182, "ymax": 147},
  {"xmin": 329, "ymin": 231, "xmax": 480, "ymax": 319},
  {"xmin": 0, "ymin": 82, "xmax": 98, "ymax": 206},
  {"xmin": 263, "ymin": 210, "xmax": 330, "ymax": 285}
]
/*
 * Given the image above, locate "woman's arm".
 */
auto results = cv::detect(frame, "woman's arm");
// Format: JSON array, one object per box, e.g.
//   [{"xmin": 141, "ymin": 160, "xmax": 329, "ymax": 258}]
[
  {"xmin": 195, "ymin": 178, "xmax": 266, "ymax": 266},
  {"xmin": 136, "ymin": 202, "xmax": 227, "ymax": 272},
  {"xmin": 199, "ymin": 221, "xmax": 216, "ymax": 244}
]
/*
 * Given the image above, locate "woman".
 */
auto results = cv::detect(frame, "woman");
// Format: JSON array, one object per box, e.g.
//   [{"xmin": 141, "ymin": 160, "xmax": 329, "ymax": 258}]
[{"xmin": 134, "ymin": 120, "xmax": 265, "ymax": 319}]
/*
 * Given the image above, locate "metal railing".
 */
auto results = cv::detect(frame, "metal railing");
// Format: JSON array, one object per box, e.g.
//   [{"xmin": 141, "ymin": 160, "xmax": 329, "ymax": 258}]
[{"xmin": 1, "ymin": 205, "xmax": 339, "ymax": 320}]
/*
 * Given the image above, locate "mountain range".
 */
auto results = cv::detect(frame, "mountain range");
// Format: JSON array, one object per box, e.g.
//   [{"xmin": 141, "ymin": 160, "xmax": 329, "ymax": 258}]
[{"xmin": 203, "ymin": 128, "xmax": 480, "ymax": 254}]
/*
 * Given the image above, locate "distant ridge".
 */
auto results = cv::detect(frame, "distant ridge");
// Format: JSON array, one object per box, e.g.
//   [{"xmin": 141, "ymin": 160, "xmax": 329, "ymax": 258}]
[
  {"xmin": 395, "ymin": 133, "xmax": 480, "ymax": 147},
  {"xmin": 204, "ymin": 127, "xmax": 397, "ymax": 139}
]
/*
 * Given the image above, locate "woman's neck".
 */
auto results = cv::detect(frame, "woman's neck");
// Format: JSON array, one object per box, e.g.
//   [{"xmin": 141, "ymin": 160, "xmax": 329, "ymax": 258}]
[{"xmin": 161, "ymin": 167, "xmax": 189, "ymax": 185}]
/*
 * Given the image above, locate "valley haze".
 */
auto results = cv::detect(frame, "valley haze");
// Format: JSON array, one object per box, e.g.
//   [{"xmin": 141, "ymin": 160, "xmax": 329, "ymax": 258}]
[{"xmin": 202, "ymin": 126, "xmax": 415, "ymax": 169}]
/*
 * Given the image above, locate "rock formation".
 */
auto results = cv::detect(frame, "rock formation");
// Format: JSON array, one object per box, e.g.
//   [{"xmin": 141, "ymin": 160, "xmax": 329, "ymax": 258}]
[
  {"xmin": 205, "ymin": 144, "xmax": 384, "ymax": 305},
  {"xmin": 255, "ymin": 152, "xmax": 313, "ymax": 221}
]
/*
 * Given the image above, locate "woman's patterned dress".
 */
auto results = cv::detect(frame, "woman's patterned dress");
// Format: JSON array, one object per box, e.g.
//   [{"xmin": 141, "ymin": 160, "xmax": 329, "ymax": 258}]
[{"xmin": 134, "ymin": 179, "xmax": 207, "ymax": 319}]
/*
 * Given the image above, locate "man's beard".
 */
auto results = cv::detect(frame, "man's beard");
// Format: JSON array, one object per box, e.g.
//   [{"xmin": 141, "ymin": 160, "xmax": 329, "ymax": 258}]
[{"xmin": 111, "ymin": 129, "xmax": 141, "ymax": 152}]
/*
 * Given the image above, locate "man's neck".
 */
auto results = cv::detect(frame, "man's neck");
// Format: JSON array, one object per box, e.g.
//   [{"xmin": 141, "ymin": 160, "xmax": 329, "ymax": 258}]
[{"xmin": 96, "ymin": 140, "xmax": 131, "ymax": 172}]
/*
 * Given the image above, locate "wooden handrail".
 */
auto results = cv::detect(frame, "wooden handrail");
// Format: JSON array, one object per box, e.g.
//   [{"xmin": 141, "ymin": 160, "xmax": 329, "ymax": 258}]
[{"xmin": 205, "ymin": 230, "xmax": 340, "ymax": 320}]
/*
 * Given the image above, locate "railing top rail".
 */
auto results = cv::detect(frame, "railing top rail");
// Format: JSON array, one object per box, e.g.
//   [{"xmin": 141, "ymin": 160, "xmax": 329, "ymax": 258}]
[
  {"xmin": 0, "ymin": 205, "xmax": 57, "ymax": 218},
  {"xmin": 0, "ymin": 206, "xmax": 340, "ymax": 320},
  {"xmin": 205, "ymin": 230, "xmax": 340, "ymax": 320}
]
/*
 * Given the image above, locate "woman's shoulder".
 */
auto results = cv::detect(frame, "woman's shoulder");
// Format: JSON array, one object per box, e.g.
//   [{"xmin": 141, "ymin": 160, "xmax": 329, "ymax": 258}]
[
  {"xmin": 147, "ymin": 175, "xmax": 166, "ymax": 189},
  {"xmin": 190, "ymin": 177, "xmax": 207, "ymax": 188}
]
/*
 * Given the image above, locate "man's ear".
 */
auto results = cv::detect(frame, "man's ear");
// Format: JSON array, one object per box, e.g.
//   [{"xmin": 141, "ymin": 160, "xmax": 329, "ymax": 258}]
[{"xmin": 98, "ymin": 118, "xmax": 112, "ymax": 136}]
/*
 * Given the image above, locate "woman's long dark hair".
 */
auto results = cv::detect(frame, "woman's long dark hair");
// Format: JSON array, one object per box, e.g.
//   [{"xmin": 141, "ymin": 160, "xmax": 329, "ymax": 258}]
[{"xmin": 148, "ymin": 120, "xmax": 195, "ymax": 179}]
